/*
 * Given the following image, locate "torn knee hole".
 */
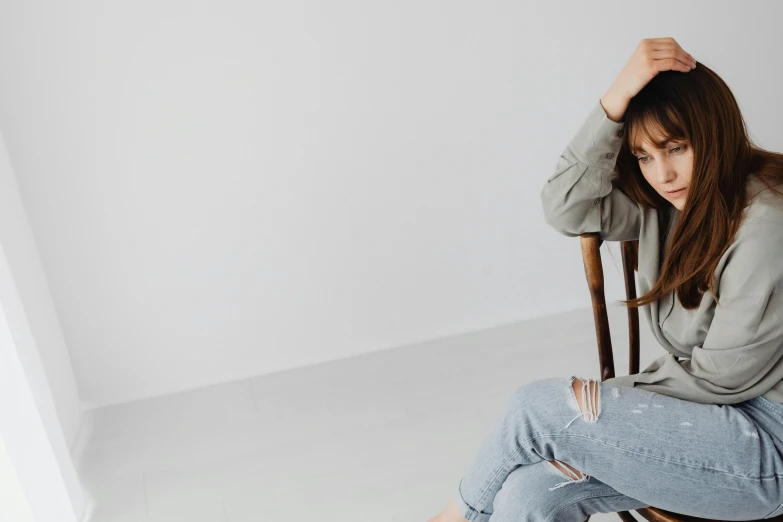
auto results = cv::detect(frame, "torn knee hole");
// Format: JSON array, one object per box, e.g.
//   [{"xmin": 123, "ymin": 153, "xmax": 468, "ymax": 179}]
[
  {"xmin": 546, "ymin": 459, "xmax": 590, "ymax": 491},
  {"xmin": 549, "ymin": 460, "xmax": 586, "ymax": 480},
  {"xmin": 564, "ymin": 377, "xmax": 601, "ymax": 429}
]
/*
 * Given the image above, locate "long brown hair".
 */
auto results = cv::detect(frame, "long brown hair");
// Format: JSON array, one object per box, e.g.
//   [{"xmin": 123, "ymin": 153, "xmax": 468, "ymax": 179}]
[{"xmin": 613, "ymin": 62, "xmax": 783, "ymax": 310}]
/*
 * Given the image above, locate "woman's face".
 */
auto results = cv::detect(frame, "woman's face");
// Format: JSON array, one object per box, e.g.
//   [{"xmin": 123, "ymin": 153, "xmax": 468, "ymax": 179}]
[{"xmin": 631, "ymin": 136, "xmax": 694, "ymax": 211}]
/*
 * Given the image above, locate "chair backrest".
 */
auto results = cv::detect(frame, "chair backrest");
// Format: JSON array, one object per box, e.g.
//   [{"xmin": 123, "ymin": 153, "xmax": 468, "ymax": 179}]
[{"xmin": 578, "ymin": 233, "xmax": 641, "ymax": 382}]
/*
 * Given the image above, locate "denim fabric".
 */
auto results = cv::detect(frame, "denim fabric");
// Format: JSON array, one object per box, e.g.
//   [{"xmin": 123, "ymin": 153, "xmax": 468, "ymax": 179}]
[{"xmin": 454, "ymin": 376, "xmax": 783, "ymax": 522}]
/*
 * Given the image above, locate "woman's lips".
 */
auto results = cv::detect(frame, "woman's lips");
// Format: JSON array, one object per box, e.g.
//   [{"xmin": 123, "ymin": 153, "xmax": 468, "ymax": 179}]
[{"xmin": 667, "ymin": 187, "xmax": 687, "ymax": 197}]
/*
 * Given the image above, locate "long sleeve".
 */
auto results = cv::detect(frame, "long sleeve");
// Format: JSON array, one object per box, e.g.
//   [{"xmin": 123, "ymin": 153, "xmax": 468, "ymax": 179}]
[
  {"xmin": 604, "ymin": 230, "xmax": 783, "ymax": 405},
  {"xmin": 541, "ymin": 99, "xmax": 642, "ymax": 241}
]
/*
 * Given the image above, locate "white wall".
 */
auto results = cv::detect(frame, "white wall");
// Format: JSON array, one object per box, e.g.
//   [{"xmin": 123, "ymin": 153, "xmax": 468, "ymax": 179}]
[
  {"xmin": 0, "ymin": 437, "xmax": 35, "ymax": 522},
  {"xmin": 0, "ymin": 5, "xmax": 92, "ymax": 516},
  {"xmin": 0, "ymin": 228, "xmax": 90, "ymax": 520},
  {"xmin": 0, "ymin": 2, "xmax": 89, "ymax": 447},
  {"xmin": 1, "ymin": 0, "xmax": 783, "ymax": 411}
]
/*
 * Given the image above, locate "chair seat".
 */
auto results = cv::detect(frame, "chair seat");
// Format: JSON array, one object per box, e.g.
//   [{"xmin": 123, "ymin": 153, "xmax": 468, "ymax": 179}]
[{"xmin": 636, "ymin": 506, "xmax": 782, "ymax": 522}]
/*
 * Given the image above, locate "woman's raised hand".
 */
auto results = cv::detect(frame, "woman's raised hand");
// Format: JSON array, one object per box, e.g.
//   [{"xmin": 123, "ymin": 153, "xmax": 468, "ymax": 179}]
[
  {"xmin": 614, "ymin": 37, "xmax": 697, "ymax": 100},
  {"xmin": 601, "ymin": 37, "xmax": 697, "ymax": 122}
]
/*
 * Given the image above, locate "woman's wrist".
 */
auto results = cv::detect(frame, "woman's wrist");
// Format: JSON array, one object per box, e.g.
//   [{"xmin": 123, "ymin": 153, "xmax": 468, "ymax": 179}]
[{"xmin": 600, "ymin": 87, "xmax": 631, "ymax": 123}]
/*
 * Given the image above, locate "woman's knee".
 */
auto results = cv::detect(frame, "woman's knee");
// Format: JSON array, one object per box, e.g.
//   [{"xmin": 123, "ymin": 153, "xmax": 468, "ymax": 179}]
[
  {"xmin": 491, "ymin": 463, "xmax": 591, "ymax": 522},
  {"xmin": 509, "ymin": 376, "xmax": 602, "ymax": 426}
]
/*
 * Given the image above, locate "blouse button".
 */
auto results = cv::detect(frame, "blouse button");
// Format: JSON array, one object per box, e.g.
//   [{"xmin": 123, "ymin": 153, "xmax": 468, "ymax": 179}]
[
  {"xmin": 605, "ymin": 152, "xmax": 615, "ymax": 159},
  {"xmin": 617, "ymin": 129, "xmax": 624, "ymax": 138},
  {"xmin": 594, "ymin": 198, "xmax": 601, "ymax": 205}
]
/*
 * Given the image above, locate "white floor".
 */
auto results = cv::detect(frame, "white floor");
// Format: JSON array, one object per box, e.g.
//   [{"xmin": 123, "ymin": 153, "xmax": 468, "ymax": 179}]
[{"xmin": 77, "ymin": 305, "xmax": 659, "ymax": 522}]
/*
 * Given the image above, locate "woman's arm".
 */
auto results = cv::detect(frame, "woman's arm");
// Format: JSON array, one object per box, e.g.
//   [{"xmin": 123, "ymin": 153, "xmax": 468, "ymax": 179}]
[
  {"xmin": 540, "ymin": 38, "xmax": 697, "ymax": 241},
  {"xmin": 540, "ymin": 98, "xmax": 642, "ymax": 241}
]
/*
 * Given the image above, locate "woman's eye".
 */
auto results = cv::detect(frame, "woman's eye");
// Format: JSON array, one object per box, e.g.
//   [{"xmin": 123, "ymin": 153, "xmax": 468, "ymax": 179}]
[{"xmin": 637, "ymin": 145, "xmax": 684, "ymax": 164}]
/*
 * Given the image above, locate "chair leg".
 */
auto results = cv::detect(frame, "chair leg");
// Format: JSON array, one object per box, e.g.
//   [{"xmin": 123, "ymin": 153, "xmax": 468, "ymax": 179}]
[{"xmin": 616, "ymin": 511, "xmax": 638, "ymax": 522}]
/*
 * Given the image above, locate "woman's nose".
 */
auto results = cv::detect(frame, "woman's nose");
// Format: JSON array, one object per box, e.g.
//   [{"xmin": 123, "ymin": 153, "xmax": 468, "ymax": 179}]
[{"xmin": 657, "ymin": 167, "xmax": 678, "ymax": 185}]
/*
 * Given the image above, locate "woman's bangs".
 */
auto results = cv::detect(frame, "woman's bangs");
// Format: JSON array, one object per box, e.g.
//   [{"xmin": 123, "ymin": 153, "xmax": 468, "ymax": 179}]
[{"xmin": 628, "ymin": 108, "xmax": 687, "ymax": 155}]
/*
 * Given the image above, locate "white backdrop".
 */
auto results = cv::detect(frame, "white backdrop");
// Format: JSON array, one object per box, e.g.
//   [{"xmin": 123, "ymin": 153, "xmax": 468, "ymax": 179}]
[{"xmin": 0, "ymin": 0, "xmax": 780, "ymax": 413}]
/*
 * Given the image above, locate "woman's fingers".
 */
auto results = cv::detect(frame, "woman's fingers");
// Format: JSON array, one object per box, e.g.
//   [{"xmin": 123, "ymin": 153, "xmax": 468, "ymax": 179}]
[
  {"xmin": 608, "ymin": 37, "xmax": 697, "ymax": 101},
  {"xmin": 654, "ymin": 57, "xmax": 690, "ymax": 73},
  {"xmin": 646, "ymin": 38, "xmax": 696, "ymax": 67},
  {"xmin": 650, "ymin": 49, "xmax": 696, "ymax": 71}
]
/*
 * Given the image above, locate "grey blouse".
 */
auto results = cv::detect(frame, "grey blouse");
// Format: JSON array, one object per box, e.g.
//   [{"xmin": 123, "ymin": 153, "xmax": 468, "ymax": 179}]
[{"xmin": 540, "ymin": 99, "xmax": 783, "ymax": 405}]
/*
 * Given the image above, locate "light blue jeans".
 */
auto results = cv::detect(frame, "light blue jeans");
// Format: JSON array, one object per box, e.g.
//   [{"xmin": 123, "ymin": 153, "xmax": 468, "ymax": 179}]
[{"xmin": 454, "ymin": 376, "xmax": 783, "ymax": 521}]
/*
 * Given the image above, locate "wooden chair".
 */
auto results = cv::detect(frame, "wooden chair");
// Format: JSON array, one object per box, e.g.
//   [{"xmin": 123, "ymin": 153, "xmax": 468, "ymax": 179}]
[{"xmin": 579, "ymin": 232, "xmax": 783, "ymax": 522}]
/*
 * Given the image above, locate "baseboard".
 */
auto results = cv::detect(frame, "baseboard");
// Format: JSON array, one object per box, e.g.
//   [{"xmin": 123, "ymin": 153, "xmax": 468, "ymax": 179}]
[
  {"xmin": 70, "ymin": 410, "xmax": 96, "ymax": 521},
  {"xmin": 68, "ymin": 410, "xmax": 95, "ymax": 476}
]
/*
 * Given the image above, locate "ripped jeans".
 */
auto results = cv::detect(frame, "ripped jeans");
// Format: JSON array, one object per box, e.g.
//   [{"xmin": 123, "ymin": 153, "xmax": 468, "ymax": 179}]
[{"xmin": 454, "ymin": 376, "xmax": 783, "ymax": 521}]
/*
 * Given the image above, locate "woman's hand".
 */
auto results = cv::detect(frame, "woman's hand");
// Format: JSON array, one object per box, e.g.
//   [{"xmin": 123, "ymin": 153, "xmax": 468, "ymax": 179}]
[{"xmin": 602, "ymin": 37, "xmax": 697, "ymax": 122}]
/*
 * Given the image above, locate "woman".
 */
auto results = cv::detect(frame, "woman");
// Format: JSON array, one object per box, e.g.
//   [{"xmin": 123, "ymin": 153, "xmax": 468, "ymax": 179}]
[{"xmin": 429, "ymin": 38, "xmax": 783, "ymax": 522}]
